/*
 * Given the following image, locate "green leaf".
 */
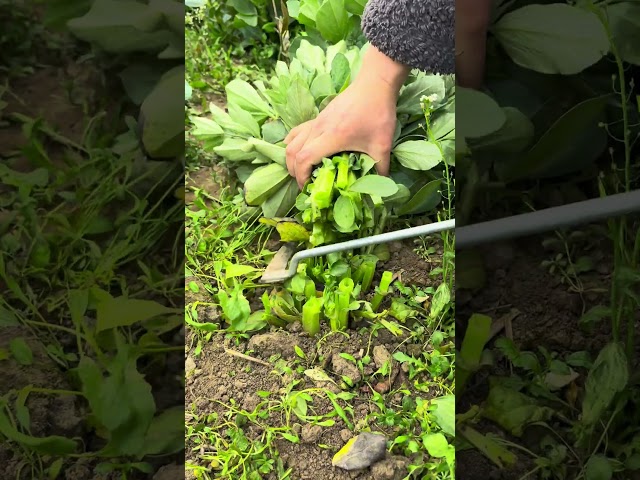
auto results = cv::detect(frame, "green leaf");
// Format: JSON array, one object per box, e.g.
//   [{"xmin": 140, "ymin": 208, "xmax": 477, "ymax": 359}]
[
  {"xmin": 218, "ymin": 285, "xmax": 252, "ymax": 330},
  {"xmin": 582, "ymin": 342, "xmax": 628, "ymax": 427},
  {"xmin": 348, "ymin": 175, "xmax": 398, "ymax": 197},
  {"xmin": 493, "ymin": 4, "xmax": 609, "ymax": 74},
  {"xmin": 9, "ymin": 338, "xmax": 33, "ymax": 365},
  {"xmin": 213, "ymin": 138, "xmax": 256, "ymax": 162},
  {"xmin": 262, "ymin": 120, "xmax": 288, "ymax": 143},
  {"xmin": 397, "ymin": 75, "xmax": 445, "ymax": 115},
  {"xmin": 608, "ymin": 3, "xmax": 640, "ymax": 65},
  {"xmin": 190, "ymin": 116, "xmax": 223, "ymax": 138},
  {"xmin": 585, "ymin": 455, "xmax": 612, "ymax": 480},
  {"xmin": 96, "ymin": 297, "xmax": 176, "ymax": 333},
  {"xmin": 296, "ymin": 40, "xmax": 326, "ymax": 73},
  {"xmin": 228, "ymin": 104, "xmax": 261, "ymax": 138},
  {"xmin": 247, "ymin": 138, "xmax": 287, "ymax": 166},
  {"xmin": 209, "ymin": 103, "xmax": 253, "ymax": 137},
  {"xmin": 458, "ymin": 313, "xmax": 492, "ymax": 392},
  {"xmin": 0, "ymin": 306, "xmax": 19, "ymax": 326},
  {"xmin": 141, "ymin": 407, "xmax": 184, "ymax": 456},
  {"xmin": 316, "ymin": 0, "xmax": 350, "ymax": 43},
  {"xmin": 393, "ymin": 141, "xmax": 442, "ymax": 171},
  {"xmin": 483, "ymin": 380, "xmax": 554, "ymax": 437},
  {"xmin": 430, "ymin": 283, "xmax": 450, "ymax": 319},
  {"xmin": 330, "ymin": 53, "xmax": 350, "ymax": 92},
  {"xmin": 467, "ymin": 107, "xmax": 534, "ymax": 154},
  {"xmin": 0, "ymin": 409, "xmax": 78, "ymax": 455},
  {"xmin": 333, "ymin": 195, "xmax": 356, "ymax": 230},
  {"xmin": 261, "ymin": 178, "xmax": 298, "ymax": 218},
  {"xmin": 422, "ymin": 433, "xmax": 451, "ymax": 458},
  {"xmin": 395, "ymin": 179, "xmax": 441, "ymax": 216},
  {"xmin": 496, "ymin": 95, "xmax": 610, "ymax": 182},
  {"xmin": 456, "ymin": 88, "xmax": 505, "ymax": 140},
  {"xmin": 285, "ymin": 77, "xmax": 318, "ymax": 128},
  {"xmin": 431, "ymin": 395, "xmax": 455, "ymax": 437},
  {"xmin": 344, "ymin": 0, "xmax": 366, "ymax": 15},
  {"xmin": 67, "ymin": 0, "xmax": 173, "ymax": 53},
  {"xmin": 226, "ymin": 79, "xmax": 273, "ymax": 120},
  {"xmin": 244, "ymin": 163, "xmax": 290, "ymax": 205}
]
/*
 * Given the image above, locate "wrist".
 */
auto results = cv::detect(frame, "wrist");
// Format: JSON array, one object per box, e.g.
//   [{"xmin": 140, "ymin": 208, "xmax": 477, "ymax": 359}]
[{"xmin": 354, "ymin": 45, "xmax": 410, "ymax": 96}]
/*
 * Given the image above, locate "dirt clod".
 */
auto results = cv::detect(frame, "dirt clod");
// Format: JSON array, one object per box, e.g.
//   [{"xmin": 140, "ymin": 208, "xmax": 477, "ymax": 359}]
[{"xmin": 370, "ymin": 456, "xmax": 411, "ymax": 480}]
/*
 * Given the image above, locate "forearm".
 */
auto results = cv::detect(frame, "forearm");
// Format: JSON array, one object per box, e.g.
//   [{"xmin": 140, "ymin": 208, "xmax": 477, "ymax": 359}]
[{"xmin": 353, "ymin": 45, "xmax": 411, "ymax": 96}]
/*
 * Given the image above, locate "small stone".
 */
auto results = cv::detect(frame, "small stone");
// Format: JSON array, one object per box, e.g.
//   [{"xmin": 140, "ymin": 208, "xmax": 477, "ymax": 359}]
[
  {"xmin": 371, "ymin": 456, "xmax": 411, "ymax": 480},
  {"xmin": 301, "ymin": 424, "xmax": 322, "ymax": 443},
  {"xmin": 373, "ymin": 345, "xmax": 392, "ymax": 369},
  {"xmin": 389, "ymin": 241, "xmax": 403, "ymax": 253},
  {"xmin": 153, "ymin": 463, "xmax": 183, "ymax": 480},
  {"xmin": 332, "ymin": 432, "xmax": 388, "ymax": 471},
  {"xmin": 340, "ymin": 428, "xmax": 352, "ymax": 442},
  {"xmin": 247, "ymin": 332, "xmax": 298, "ymax": 358},
  {"xmin": 186, "ymin": 356, "xmax": 196, "ymax": 373},
  {"xmin": 332, "ymin": 354, "xmax": 361, "ymax": 384}
]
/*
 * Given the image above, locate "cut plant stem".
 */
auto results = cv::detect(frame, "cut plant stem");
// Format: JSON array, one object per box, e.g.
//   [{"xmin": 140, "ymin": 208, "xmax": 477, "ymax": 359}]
[
  {"xmin": 302, "ymin": 296, "xmax": 323, "ymax": 336},
  {"xmin": 371, "ymin": 271, "xmax": 393, "ymax": 312}
]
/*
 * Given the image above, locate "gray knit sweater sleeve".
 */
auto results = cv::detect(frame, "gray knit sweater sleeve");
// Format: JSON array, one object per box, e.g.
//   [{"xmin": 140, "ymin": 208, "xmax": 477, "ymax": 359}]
[{"xmin": 360, "ymin": 0, "xmax": 454, "ymax": 74}]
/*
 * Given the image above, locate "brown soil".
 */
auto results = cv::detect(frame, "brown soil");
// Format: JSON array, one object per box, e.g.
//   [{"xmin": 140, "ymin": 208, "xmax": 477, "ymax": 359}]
[
  {"xmin": 456, "ymin": 234, "xmax": 617, "ymax": 479},
  {"xmin": 185, "ymin": 167, "xmax": 445, "ymax": 479}
]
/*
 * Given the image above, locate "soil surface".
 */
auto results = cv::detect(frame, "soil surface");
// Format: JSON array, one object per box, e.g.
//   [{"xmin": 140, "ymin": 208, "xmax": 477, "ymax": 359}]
[
  {"xmin": 455, "ymin": 232, "xmax": 622, "ymax": 479},
  {"xmin": 185, "ymin": 162, "xmax": 446, "ymax": 479}
]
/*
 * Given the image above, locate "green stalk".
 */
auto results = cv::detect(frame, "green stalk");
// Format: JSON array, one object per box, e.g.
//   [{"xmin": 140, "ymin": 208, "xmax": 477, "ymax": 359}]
[
  {"xmin": 371, "ymin": 271, "xmax": 394, "ymax": 312},
  {"xmin": 309, "ymin": 161, "xmax": 336, "ymax": 220},
  {"xmin": 353, "ymin": 255, "xmax": 378, "ymax": 292},
  {"xmin": 335, "ymin": 154, "xmax": 350, "ymax": 190},
  {"xmin": 302, "ymin": 296, "xmax": 323, "ymax": 336},
  {"xmin": 330, "ymin": 278, "xmax": 354, "ymax": 331}
]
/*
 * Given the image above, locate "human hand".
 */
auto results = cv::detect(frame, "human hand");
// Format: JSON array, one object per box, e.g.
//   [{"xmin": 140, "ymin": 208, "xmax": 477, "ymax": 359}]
[{"xmin": 284, "ymin": 46, "xmax": 409, "ymax": 189}]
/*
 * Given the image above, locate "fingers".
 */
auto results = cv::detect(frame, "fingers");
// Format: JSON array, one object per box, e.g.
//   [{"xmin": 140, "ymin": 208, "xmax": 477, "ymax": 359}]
[
  {"xmin": 294, "ymin": 133, "xmax": 345, "ymax": 188},
  {"xmin": 370, "ymin": 147, "xmax": 391, "ymax": 177},
  {"xmin": 285, "ymin": 122, "xmax": 313, "ymax": 178}
]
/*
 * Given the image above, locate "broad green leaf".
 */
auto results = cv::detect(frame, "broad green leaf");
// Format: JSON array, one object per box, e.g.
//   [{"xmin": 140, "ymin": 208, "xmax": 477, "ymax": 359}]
[
  {"xmin": 248, "ymin": 138, "xmax": 287, "ymax": 166},
  {"xmin": 261, "ymin": 178, "xmax": 298, "ymax": 218},
  {"xmin": 213, "ymin": 138, "xmax": 256, "ymax": 162},
  {"xmin": 225, "ymin": 263, "xmax": 258, "ymax": 278},
  {"xmin": 244, "ymin": 163, "xmax": 290, "ymax": 205},
  {"xmin": 608, "ymin": 3, "xmax": 640, "ymax": 65},
  {"xmin": 226, "ymin": 79, "xmax": 273, "ymax": 120},
  {"xmin": 262, "ymin": 120, "xmax": 288, "ymax": 143},
  {"xmin": 333, "ymin": 195, "xmax": 356, "ymax": 230},
  {"xmin": 218, "ymin": 285, "xmax": 251, "ymax": 328},
  {"xmin": 395, "ymin": 180, "xmax": 441, "ymax": 216},
  {"xmin": 316, "ymin": 0, "xmax": 350, "ymax": 43},
  {"xmin": 585, "ymin": 455, "xmax": 612, "ymax": 480},
  {"xmin": 582, "ymin": 342, "xmax": 628, "ymax": 427},
  {"xmin": 422, "ymin": 433, "xmax": 451, "ymax": 458},
  {"xmin": 493, "ymin": 4, "xmax": 609, "ymax": 74},
  {"xmin": 228, "ymin": 104, "xmax": 261, "ymax": 138},
  {"xmin": 430, "ymin": 395, "xmax": 455, "ymax": 437},
  {"xmin": 209, "ymin": 103, "xmax": 253, "ymax": 137},
  {"xmin": 483, "ymin": 380, "xmax": 554, "ymax": 436},
  {"xmin": 456, "ymin": 87, "xmax": 505, "ymax": 140},
  {"xmin": 349, "ymin": 175, "xmax": 398, "ymax": 197},
  {"xmin": 139, "ymin": 65, "xmax": 184, "ymax": 158},
  {"xmin": 397, "ymin": 74, "xmax": 446, "ymax": 115},
  {"xmin": 229, "ymin": 0, "xmax": 257, "ymax": 16},
  {"xmin": 325, "ymin": 40, "xmax": 348, "ymax": 71},
  {"xmin": 310, "ymin": 73, "xmax": 335, "ymax": 101},
  {"xmin": 285, "ymin": 77, "xmax": 318, "ymax": 128},
  {"xmin": 96, "ymin": 297, "xmax": 176, "ymax": 332},
  {"xmin": 344, "ymin": 0, "xmax": 366, "ymax": 15},
  {"xmin": 393, "ymin": 141, "xmax": 442, "ymax": 170},
  {"xmin": 297, "ymin": 40, "xmax": 326, "ymax": 73},
  {"xmin": 9, "ymin": 338, "xmax": 33, "ymax": 365},
  {"xmin": 496, "ymin": 95, "xmax": 610, "ymax": 182},
  {"xmin": 430, "ymin": 111, "xmax": 455, "ymax": 140},
  {"xmin": 298, "ymin": 0, "xmax": 320, "ymax": 27},
  {"xmin": 277, "ymin": 222, "xmax": 311, "ymax": 242},
  {"xmin": 190, "ymin": 116, "xmax": 223, "ymax": 138},
  {"xmin": 330, "ymin": 53, "xmax": 350, "ymax": 92},
  {"xmin": 141, "ymin": 407, "xmax": 184, "ymax": 456},
  {"xmin": 430, "ymin": 283, "xmax": 450, "ymax": 319},
  {"xmin": 67, "ymin": 0, "xmax": 173, "ymax": 53},
  {"xmin": 0, "ymin": 306, "xmax": 19, "ymax": 326},
  {"xmin": 457, "ymin": 313, "xmax": 492, "ymax": 392},
  {"xmin": 468, "ymin": 107, "xmax": 533, "ymax": 154}
]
